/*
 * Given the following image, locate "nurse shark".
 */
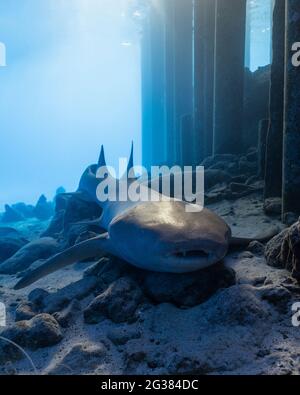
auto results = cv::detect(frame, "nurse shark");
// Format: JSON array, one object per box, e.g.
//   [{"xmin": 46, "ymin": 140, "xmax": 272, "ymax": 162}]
[{"xmin": 15, "ymin": 146, "xmax": 277, "ymax": 289}]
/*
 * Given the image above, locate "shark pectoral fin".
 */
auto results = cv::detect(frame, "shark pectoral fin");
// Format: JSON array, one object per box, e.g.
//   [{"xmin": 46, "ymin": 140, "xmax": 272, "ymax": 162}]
[
  {"xmin": 68, "ymin": 217, "xmax": 106, "ymax": 233},
  {"xmin": 14, "ymin": 233, "xmax": 113, "ymax": 290}
]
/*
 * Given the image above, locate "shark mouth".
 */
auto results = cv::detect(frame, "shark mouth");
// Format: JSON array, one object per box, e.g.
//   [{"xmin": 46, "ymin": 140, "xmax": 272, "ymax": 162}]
[{"xmin": 172, "ymin": 250, "xmax": 211, "ymax": 260}]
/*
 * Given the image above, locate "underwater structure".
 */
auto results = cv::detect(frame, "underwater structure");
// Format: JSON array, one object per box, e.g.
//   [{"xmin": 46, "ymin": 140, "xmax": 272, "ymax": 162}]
[{"xmin": 141, "ymin": 0, "xmax": 300, "ymax": 220}]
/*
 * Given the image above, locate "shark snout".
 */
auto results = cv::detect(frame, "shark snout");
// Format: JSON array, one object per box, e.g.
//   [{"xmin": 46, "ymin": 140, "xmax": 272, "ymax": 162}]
[{"xmin": 109, "ymin": 201, "xmax": 231, "ymax": 273}]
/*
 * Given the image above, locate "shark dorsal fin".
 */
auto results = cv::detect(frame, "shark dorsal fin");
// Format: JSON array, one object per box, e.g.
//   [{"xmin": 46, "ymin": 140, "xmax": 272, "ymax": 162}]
[
  {"xmin": 98, "ymin": 145, "xmax": 107, "ymax": 168},
  {"xmin": 128, "ymin": 142, "xmax": 134, "ymax": 173},
  {"xmin": 124, "ymin": 141, "xmax": 136, "ymax": 180}
]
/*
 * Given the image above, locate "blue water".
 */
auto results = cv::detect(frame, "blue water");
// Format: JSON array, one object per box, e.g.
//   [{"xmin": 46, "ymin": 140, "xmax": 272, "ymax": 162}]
[
  {"xmin": 0, "ymin": 0, "xmax": 141, "ymax": 210},
  {"xmin": 0, "ymin": 0, "xmax": 272, "ymax": 211},
  {"xmin": 246, "ymin": 0, "xmax": 272, "ymax": 71}
]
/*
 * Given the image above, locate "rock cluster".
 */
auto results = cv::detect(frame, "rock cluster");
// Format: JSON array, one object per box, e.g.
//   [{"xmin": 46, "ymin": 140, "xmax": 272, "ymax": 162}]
[
  {"xmin": 2, "ymin": 158, "xmax": 296, "ymax": 375},
  {"xmin": 266, "ymin": 220, "xmax": 300, "ymax": 280},
  {"xmin": 84, "ymin": 277, "xmax": 144, "ymax": 324},
  {"xmin": 33, "ymin": 195, "xmax": 54, "ymax": 221},
  {"xmin": 0, "ymin": 237, "xmax": 61, "ymax": 275},
  {"xmin": 46, "ymin": 342, "xmax": 107, "ymax": 375},
  {"xmin": 0, "ymin": 228, "xmax": 28, "ymax": 264},
  {"xmin": 42, "ymin": 193, "xmax": 103, "ymax": 244},
  {"xmin": 1, "ymin": 195, "xmax": 54, "ymax": 224},
  {"xmin": 1, "ymin": 205, "xmax": 25, "ymax": 223},
  {"xmin": 202, "ymin": 151, "xmax": 262, "ymax": 204},
  {"xmin": 0, "ymin": 251, "xmax": 237, "ymax": 369},
  {"xmin": 0, "ymin": 314, "xmax": 62, "ymax": 365}
]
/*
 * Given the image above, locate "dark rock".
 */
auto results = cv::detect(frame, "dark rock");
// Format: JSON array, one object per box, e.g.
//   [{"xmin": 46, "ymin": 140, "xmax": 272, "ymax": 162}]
[
  {"xmin": 204, "ymin": 169, "xmax": 232, "ymax": 189},
  {"xmin": 84, "ymin": 256, "xmax": 131, "ymax": 287},
  {"xmin": 15, "ymin": 302, "xmax": 37, "ymax": 322},
  {"xmin": 260, "ymin": 286, "xmax": 291, "ymax": 313},
  {"xmin": 281, "ymin": 282, "xmax": 300, "ymax": 295},
  {"xmin": 43, "ymin": 276, "xmax": 98, "ymax": 314},
  {"xmin": 226, "ymin": 162, "xmax": 240, "ymax": 175},
  {"xmin": 247, "ymin": 241, "xmax": 265, "ymax": 256},
  {"xmin": 0, "ymin": 338, "xmax": 23, "ymax": 365},
  {"xmin": 205, "ymin": 182, "xmax": 234, "ymax": 203},
  {"xmin": 0, "ymin": 237, "xmax": 60, "ymax": 274},
  {"xmin": 107, "ymin": 327, "xmax": 141, "ymax": 346},
  {"xmin": 202, "ymin": 154, "xmax": 238, "ymax": 168},
  {"xmin": 251, "ymin": 180, "xmax": 265, "ymax": 190},
  {"xmin": 28, "ymin": 288, "xmax": 50, "ymax": 309},
  {"xmin": 33, "ymin": 195, "xmax": 54, "ymax": 221},
  {"xmin": 63, "ymin": 195, "xmax": 102, "ymax": 231},
  {"xmin": 125, "ymin": 349, "xmax": 147, "ymax": 371},
  {"xmin": 42, "ymin": 194, "xmax": 67, "ymax": 238},
  {"xmin": 47, "ymin": 342, "xmax": 107, "ymax": 375},
  {"xmin": 43, "ymin": 190, "xmax": 103, "ymax": 242},
  {"xmin": 252, "ymin": 276, "xmax": 267, "ymax": 287},
  {"xmin": 231, "ymin": 175, "xmax": 248, "ymax": 184},
  {"xmin": 266, "ymin": 221, "xmax": 300, "ymax": 281},
  {"xmin": 141, "ymin": 263, "xmax": 236, "ymax": 308},
  {"xmin": 208, "ymin": 183, "xmax": 228, "ymax": 193},
  {"xmin": 229, "ymin": 182, "xmax": 254, "ymax": 194},
  {"xmin": 55, "ymin": 186, "xmax": 66, "ymax": 196},
  {"xmin": 238, "ymin": 251, "xmax": 254, "ymax": 259},
  {"xmin": 0, "ymin": 227, "xmax": 20, "ymax": 237},
  {"xmin": 206, "ymin": 179, "xmax": 261, "ymax": 204},
  {"xmin": 11, "ymin": 203, "xmax": 35, "ymax": 219},
  {"xmin": 265, "ymin": 228, "xmax": 289, "ymax": 269},
  {"xmin": 264, "ymin": 198, "xmax": 282, "ymax": 215},
  {"xmin": 205, "ymin": 192, "xmax": 225, "ymax": 205},
  {"xmin": 0, "ymin": 236, "xmax": 28, "ymax": 264},
  {"xmin": 0, "ymin": 314, "xmax": 62, "ymax": 351},
  {"xmin": 246, "ymin": 175, "xmax": 261, "ymax": 185},
  {"xmin": 168, "ymin": 355, "xmax": 212, "ymax": 375},
  {"xmin": 54, "ymin": 193, "xmax": 71, "ymax": 212},
  {"xmin": 53, "ymin": 299, "xmax": 81, "ymax": 328},
  {"xmin": 239, "ymin": 159, "xmax": 257, "ymax": 174},
  {"xmin": 1, "ymin": 205, "xmax": 24, "ymax": 223},
  {"xmin": 209, "ymin": 161, "xmax": 236, "ymax": 173},
  {"xmin": 84, "ymin": 277, "xmax": 144, "ymax": 324},
  {"xmin": 84, "ymin": 257, "xmax": 236, "ymax": 309},
  {"xmin": 204, "ymin": 285, "xmax": 271, "ymax": 325},
  {"xmin": 41, "ymin": 210, "xmax": 65, "ymax": 238}
]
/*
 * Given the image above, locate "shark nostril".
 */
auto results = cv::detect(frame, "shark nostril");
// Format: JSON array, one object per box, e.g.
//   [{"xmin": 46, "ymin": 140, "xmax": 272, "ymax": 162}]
[{"xmin": 174, "ymin": 250, "xmax": 210, "ymax": 259}]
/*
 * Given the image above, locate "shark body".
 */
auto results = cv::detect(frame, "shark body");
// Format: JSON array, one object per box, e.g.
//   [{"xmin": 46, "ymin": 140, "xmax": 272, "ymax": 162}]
[{"xmin": 15, "ymin": 146, "xmax": 277, "ymax": 290}]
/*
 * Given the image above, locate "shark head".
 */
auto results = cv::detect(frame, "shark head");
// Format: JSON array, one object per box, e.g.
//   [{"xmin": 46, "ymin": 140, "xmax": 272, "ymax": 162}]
[{"xmin": 108, "ymin": 200, "xmax": 231, "ymax": 273}]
